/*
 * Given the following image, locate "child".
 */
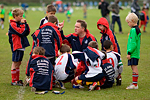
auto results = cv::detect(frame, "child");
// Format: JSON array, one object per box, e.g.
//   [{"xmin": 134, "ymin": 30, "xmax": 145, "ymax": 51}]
[
  {"xmin": 26, "ymin": 15, "xmax": 62, "ymax": 77},
  {"xmin": 39, "ymin": 4, "xmax": 56, "ymax": 27},
  {"xmin": 103, "ymin": 40, "xmax": 123, "ymax": 86},
  {"xmin": 54, "ymin": 44, "xmax": 77, "ymax": 89},
  {"xmin": 73, "ymin": 41, "xmax": 106, "ymax": 91},
  {"xmin": 97, "ymin": 17, "xmax": 121, "ymax": 54},
  {"xmin": 0, "ymin": 4, "xmax": 5, "ymax": 29},
  {"xmin": 28, "ymin": 47, "xmax": 54, "ymax": 91},
  {"xmin": 125, "ymin": 13, "xmax": 141, "ymax": 89},
  {"xmin": 8, "ymin": 9, "xmax": 13, "ymax": 23},
  {"xmin": 66, "ymin": 7, "xmax": 72, "ymax": 22},
  {"xmin": 139, "ymin": 7, "xmax": 147, "ymax": 32},
  {"xmin": 8, "ymin": 8, "xmax": 30, "ymax": 86}
]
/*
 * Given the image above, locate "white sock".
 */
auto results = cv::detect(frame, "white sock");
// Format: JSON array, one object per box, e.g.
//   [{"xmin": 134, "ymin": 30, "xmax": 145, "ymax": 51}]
[{"xmin": 1, "ymin": 24, "xmax": 4, "ymax": 29}]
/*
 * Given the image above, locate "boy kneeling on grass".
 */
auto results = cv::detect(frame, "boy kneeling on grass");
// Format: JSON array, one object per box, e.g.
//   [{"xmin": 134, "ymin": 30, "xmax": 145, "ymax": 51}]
[{"xmin": 28, "ymin": 46, "xmax": 54, "ymax": 92}]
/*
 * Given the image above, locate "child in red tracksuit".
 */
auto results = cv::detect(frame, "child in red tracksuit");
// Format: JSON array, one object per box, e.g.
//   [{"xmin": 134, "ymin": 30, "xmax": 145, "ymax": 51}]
[
  {"xmin": 8, "ymin": 8, "xmax": 30, "ymax": 86},
  {"xmin": 139, "ymin": 7, "xmax": 147, "ymax": 32}
]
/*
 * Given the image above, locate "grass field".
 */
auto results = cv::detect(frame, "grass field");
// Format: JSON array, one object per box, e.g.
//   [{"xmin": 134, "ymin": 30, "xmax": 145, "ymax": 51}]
[{"xmin": 0, "ymin": 6, "xmax": 150, "ymax": 100}]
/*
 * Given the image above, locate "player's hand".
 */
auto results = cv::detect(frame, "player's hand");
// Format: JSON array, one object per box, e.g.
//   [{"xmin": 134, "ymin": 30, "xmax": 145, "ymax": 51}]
[
  {"xmin": 117, "ymin": 74, "xmax": 121, "ymax": 79},
  {"xmin": 21, "ymin": 19, "xmax": 26, "ymax": 23},
  {"xmin": 127, "ymin": 55, "xmax": 131, "ymax": 60},
  {"xmin": 58, "ymin": 20, "xmax": 64, "ymax": 31},
  {"xmin": 99, "ymin": 2, "xmax": 102, "ymax": 5}
]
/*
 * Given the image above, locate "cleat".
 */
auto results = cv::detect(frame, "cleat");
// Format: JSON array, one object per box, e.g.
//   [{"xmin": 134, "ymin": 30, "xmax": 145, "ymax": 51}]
[
  {"xmin": 56, "ymin": 80, "xmax": 66, "ymax": 89},
  {"xmin": 31, "ymin": 87, "xmax": 36, "ymax": 92},
  {"xmin": 88, "ymin": 82, "xmax": 97, "ymax": 91},
  {"xmin": 116, "ymin": 78, "xmax": 121, "ymax": 86},
  {"xmin": 11, "ymin": 80, "xmax": 23, "ymax": 86},
  {"xmin": 23, "ymin": 77, "xmax": 30, "ymax": 86},
  {"xmin": 73, "ymin": 84, "xmax": 84, "ymax": 89},
  {"xmin": 126, "ymin": 84, "xmax": 138, "ymax": 89}
]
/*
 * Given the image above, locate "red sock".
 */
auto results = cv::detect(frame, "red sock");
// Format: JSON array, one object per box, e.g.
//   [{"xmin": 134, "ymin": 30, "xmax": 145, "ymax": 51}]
[
  {"xmin": 11, "ymin": 69, "xmax": 16, "ymax": 82},
  {"xmin": 71, "ymin": 78, "xmax": 78, "ymax": 85},
  {"xmin": 16, "ymin": 68, "xmax": 20, "ymax": 81},
  {"xmin": 132, "ymin": 74, "xmax": 138, "ymax": 86}
]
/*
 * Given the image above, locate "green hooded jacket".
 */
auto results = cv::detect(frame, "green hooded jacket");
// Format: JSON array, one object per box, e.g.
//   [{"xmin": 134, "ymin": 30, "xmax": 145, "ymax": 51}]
[{"xmin": 127, "ymin": 26, "xmax": 141, "ymax": 59}]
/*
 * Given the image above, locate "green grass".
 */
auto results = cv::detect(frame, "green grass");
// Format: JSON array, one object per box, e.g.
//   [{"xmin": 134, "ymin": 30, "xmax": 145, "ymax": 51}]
[{"xmin": 0, "ymin": 7, "xmax": 150, "ymax": 100}]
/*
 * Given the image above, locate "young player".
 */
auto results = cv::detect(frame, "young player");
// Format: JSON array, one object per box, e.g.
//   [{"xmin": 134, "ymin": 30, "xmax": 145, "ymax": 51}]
[
  {"xmin": 39, "ymin": 4, "xmax": 56, "ymax": 27},
  {"xmin": 73, "ymin": 41, "xmax": 106, "ymax": 91},
  {"xmin": 103, "ymin": 40, "xmax": 123, "ymax": 86},
  {"xmin": 26, "ymin": 15, "xmax": 62, "ymax": 77},
  {"xmin": 8, "ymin": 8, "xmax": 30, "ymax": 86},
  {"xmin": 0, "ymin": 4, "xmax": 5, "ymax": 29},
  {"xmin": 139, "ymin": 7, "xmax": 148, "ymax": 32},
  {"xmin": 28, "ymin": 47, "xmax": 54, "ymax": 91},
  {"xmin": 97, "ymin": 17, "xmax": 121, "ymax": 54},
  {"xmin": 39, "ymin": 4, "xmax": 64, "ymax": 29},
  {"xmin": 125, "ymin": 13, "xmax": 141, "ymax": 89},
  {"xmin": 8, "ymin": 9, "xmax": 13, "ymax": 23},
  {"xmin": 54, "ymin": 44, "xmax": 77, "ymax": 89}
]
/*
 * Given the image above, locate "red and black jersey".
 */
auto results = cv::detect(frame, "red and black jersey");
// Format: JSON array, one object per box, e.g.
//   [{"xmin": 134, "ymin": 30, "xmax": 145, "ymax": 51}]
[
  {"xmin": 61, "ymin": 29, "xmax": 97, "ymax": 52},
  {"xmin": 30, "ymin": 22, "xmax": 62, "ymax": 57},
  {"xmin": 8, "ymin": 20, "xmax": 30, "ymax": 51}
]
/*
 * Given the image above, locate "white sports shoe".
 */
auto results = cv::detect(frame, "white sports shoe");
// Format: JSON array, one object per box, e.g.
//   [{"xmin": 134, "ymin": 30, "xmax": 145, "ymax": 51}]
[{"xmin": 126, "ymin": 84, "xmax": 138, "ymax": 89}]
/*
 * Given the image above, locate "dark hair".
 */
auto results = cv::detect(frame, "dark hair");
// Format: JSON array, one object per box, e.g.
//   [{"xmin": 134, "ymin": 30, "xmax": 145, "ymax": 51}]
[
  {"xmin": 48, "ymin": 15, "xmax": 58, "ymax": 24},
  {"xmin": 60, "ymin": 44, "xmax": 70, "ymax": 53},
  {"xmin": 76, "ymin": 19, "xmax": 87, "ymax": 31},
  {"xmin": 103, "ymin": 40, "xmax": 113, "ymax": 50},
  {"xmin": 88, "ymin": 41, "xmax": 98, "ymax": 49},
  {"xmin": 33, "ymin": 46, "xmax": 45, "ymax": 55},
  {"xmin": 47, "ymin": 4, "xmax": 56, "ymax": 12}
]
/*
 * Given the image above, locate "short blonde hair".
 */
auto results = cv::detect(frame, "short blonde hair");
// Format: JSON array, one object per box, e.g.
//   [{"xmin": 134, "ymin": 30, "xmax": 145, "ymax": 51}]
[
  {"xmin": 12, "ymin": 8, "xmax": 24, "ymax": 18},
  {"xmin": 125, "ymin": 13, "xmax": 139, "ymax": 23}
]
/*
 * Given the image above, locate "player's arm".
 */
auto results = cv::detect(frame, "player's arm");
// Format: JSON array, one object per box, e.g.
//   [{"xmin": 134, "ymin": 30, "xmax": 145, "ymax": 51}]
[{"xmin": 10, "ymin": 21, "xmax": 30, "ymax": 37}]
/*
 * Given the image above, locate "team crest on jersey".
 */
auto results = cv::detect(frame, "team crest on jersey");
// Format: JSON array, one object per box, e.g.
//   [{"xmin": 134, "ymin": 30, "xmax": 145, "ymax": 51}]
[{"xmin": 85, "ymin": 40, "xmax": 88, "ymax": 44}]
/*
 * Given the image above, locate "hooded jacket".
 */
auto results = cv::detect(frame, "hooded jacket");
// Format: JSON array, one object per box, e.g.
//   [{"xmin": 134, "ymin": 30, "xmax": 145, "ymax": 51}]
[
  {"xmin": 8, "ymin": 20, "xmax": 30, "ymax": 52},
  {"xmin": 97, "ymin": 17, "xmax": 120, "ymax": 54},
  {"xmin": 30, "ymin": 22, "xmax": 62, "ymax": 57}
]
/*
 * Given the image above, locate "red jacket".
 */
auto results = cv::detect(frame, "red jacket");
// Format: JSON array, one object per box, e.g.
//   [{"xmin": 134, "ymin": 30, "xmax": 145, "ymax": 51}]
[
  {"xmin": 97, "ymin": 17, "xmax": 120, "ymax": 54},
  {"xmin": 8, "ymin": 20, "xmax": 30, "ymax": 51}
]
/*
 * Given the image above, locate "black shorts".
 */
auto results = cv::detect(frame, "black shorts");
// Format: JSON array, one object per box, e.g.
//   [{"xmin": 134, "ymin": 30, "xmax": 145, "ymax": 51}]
[
  {"xmin": 0, "ymin": 18, "xmax": 4, "ymax": 22},
  {"xmin": 12, "ymin": 50, "xmax": 24, "ymax": 62},
  {"xmin": 48, "ymin": 57, "xmax": 55, "ymax": 65},
  {"xmin": 128, "ymin": 58, "xmax": 139, "ymax": 66}
]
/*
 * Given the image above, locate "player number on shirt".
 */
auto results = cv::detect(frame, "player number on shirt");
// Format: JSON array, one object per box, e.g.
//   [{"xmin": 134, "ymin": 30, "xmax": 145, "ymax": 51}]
[{"xmin": 56, "ymin": 55, "xmax": 64, "ymax": 65}]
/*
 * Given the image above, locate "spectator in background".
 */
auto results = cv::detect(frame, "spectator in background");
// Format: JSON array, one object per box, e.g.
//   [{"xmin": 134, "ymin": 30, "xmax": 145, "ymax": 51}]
[
  {"xmin": 98, "ymin": 0, "xmax": 110, "ymax": 25},
  {"xmin": 83, "ymin": 3, "xmax": 87, "ymax": 19},
  {"xmin": 108, "ymin": 0, "xmax": 123, "ymax": 34},
  {"xmin": 131, "ymin": 0, "xmax": 140, "ymax": 25}
]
